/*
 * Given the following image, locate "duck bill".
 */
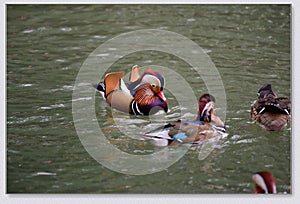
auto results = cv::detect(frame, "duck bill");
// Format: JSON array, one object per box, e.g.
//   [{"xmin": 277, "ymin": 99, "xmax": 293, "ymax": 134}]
[
  {"xmin": 157, "ymin": 91, "xmax": 167, "ymax": 103},
  {"xmin": 157, "ymin": 91, "xmax": 168, "ymax": 113}
]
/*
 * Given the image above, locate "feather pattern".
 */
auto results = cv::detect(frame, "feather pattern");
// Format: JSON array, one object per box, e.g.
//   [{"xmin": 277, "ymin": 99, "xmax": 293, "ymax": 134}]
[
  {"xmin": 134, "ymin": 84, "xmax": 158, "ymax": 106},
  {"xmin": 251, "ymin": 84, "xmax": 291, "ymax": 130}
]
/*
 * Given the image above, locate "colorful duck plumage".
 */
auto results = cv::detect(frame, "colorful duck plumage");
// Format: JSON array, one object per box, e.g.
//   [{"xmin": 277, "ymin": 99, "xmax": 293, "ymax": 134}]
[
  {"xmin": 250, "ymin": 83, "xmax": 291, "ymax": 130},
  {"xmin": 96, "ymin": 65, "xmax": 168, "ymax": 115},
  {"xmin": 144, "ymin": 94, "xmax": 227, "ymax": 146},
  {"xmin": 127, "ymin": 65, "xmax": 165, "ymax": 96}
]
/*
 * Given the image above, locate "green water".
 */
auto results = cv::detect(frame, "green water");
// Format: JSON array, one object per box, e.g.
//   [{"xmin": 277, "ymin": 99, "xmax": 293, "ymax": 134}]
[{"xmin": 7, "ymin": 4, "xmax": 291, "ymax": 193}]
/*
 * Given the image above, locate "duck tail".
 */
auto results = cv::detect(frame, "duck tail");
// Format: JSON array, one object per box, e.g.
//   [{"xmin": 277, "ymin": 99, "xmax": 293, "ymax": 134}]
[{"xmin": 93, "ymin": 82, "xmax": 106, "ymax": 99}]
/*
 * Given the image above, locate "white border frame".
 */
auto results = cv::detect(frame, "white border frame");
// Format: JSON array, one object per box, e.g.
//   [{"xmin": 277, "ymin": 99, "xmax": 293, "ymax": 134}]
[{"xmin": 1, "ymin": 1, "xmax": 299, "ymax": 204}]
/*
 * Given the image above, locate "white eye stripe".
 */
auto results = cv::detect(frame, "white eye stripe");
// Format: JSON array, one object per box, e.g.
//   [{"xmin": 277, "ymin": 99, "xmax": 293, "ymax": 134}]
[{"xmin": 142, "ymin": 75, "xmax": 161, "ymax": 87}]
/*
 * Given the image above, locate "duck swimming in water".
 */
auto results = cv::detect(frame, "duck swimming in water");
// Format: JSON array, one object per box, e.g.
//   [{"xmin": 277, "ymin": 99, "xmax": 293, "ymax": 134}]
[
  {"xmin": 95, "ymin": 65, "xmax": 168, "ymax": 115},
  {"xmin": 250, "ymin": 83, "xmax": 291, "ymax": 131},
  {"xmin": 144, "ymin": 94, "xmax": 227, "ymax": 146}
]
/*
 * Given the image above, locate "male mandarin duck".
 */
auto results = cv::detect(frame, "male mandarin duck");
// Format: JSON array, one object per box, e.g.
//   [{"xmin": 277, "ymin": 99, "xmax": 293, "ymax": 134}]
[
  {"xmin": 250, "ymin": 83, "xmax": 291, "ymax": 131},
  {"xmin": 252, "ymin": 171, "xmax": 277, "ymax": 194},
  {"xmin": 144, "ymin": 94, "xmax": 227, "ymax": 146},
  {"xmin": 96, "ymin": 65, "xmax": 168, "ymax": 115}
]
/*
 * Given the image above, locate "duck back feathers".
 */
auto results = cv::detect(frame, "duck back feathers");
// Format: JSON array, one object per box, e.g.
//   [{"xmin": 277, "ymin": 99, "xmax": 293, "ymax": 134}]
[{"xmin": 251, "ymin": 84, "xmax": 291, "ymax": 130}]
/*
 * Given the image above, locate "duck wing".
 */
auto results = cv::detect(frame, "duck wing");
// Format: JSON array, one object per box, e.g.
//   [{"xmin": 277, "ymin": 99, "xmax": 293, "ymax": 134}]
[
  {"xmin": 257, "ymin": 112, "xmax": 290, "ymax": 130},
  {"xmin": 251, "ymin": 96, "xmax": 291, "ymax": 130},
  {"xmin": 252, "ymin": 97, "xmax": 291, "ymax": 116},
  {"xmin": 144, "ymin": 120, "xmax": 226, "ymax": 145}
]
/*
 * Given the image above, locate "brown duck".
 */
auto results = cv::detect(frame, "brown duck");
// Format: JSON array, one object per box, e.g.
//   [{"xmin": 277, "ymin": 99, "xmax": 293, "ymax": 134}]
[
  {"xmin": 144, "ymin": 94, "xmax": 227, "ymax": 146},
  {"xmin": 250, "ymin": 84, "xmax": 291, "ymax": 130},
  {"xmin": 96, "ymin": 65, "xmax": 168, "ymax": 115}
]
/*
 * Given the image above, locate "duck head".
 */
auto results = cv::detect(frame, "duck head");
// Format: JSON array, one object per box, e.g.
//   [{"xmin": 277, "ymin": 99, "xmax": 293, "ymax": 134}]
[
  {"xmin": 133, "ymin": 68, "xmax": 167, "ymax": 114},
  {"xmin": 257, "ymin": 84, "xmax": 277, "ymax": 99},
  {"xmin": 140, "ymin": 68, "xmax": 165, "ymax": 90},
  {"xmin": 252, "ymin": 171, "xmax": 277, "ymax": 194},
  {"xmin": 140, "ymin": 68, "xmax": 167, "ymax": 105},
  {"xmin": 134, "ymin": 83, "xmax": 168, "ymax": 115},
  {"xmin": 198, "ymin": 94, "xmax": 215, "ymax": 122}
]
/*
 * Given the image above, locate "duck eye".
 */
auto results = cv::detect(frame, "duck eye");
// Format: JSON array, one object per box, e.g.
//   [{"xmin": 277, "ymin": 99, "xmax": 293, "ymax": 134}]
[{"xmin": 151, "ymin": 84, "xmax": 156, "ymax": 88}]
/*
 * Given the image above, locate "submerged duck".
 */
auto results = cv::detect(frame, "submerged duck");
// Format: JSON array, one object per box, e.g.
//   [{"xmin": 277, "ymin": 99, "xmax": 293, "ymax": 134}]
[
  {"xmin": 96, "ymin": 65, "xmax": 168, "ymax": 115},
  {"xmin": 252, "ymin": 171, "xmax": 277, "ymax": 194},
  {"xmin": 250, "ymin": 83, "xmax": 291, "ymax": 131},
  {"xmin": 144, "ymin": 94, "xmax": 227, "ymax": 146}
]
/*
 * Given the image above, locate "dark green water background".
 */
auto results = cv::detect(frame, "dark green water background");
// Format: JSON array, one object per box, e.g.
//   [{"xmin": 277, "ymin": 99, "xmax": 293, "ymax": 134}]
[{"xmin": 7, "ymin": 4, "xmax": 291, "ymax": 193}]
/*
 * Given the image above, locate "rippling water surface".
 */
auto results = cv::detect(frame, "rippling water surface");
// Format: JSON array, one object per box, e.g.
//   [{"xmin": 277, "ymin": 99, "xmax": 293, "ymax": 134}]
[{"xmin": 7, "ymin": 4, "xmax": 291, "ymax": 193}]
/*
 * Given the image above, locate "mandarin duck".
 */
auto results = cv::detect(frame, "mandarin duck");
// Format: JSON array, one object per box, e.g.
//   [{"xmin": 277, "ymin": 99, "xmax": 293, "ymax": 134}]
[
  {"xmin": 96, "ymin": 65, "xmax": 168, "ymax": 115},
  {"xmin": 144, "ymin": 94, "xmax": 227, "ymax": 146},
  {"xmin": 252, "ymin": 171, "xmax": 277, "ymax": 194},
  {"xmin": 250, "ymin": 83, "xmax": 291, "ymax": 131}
]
